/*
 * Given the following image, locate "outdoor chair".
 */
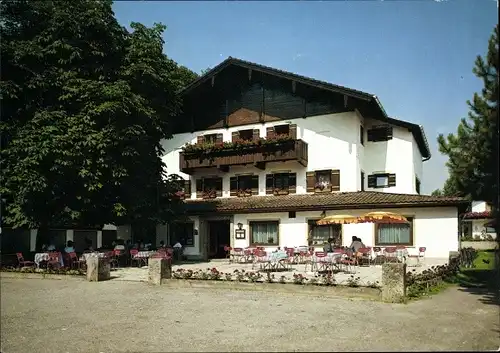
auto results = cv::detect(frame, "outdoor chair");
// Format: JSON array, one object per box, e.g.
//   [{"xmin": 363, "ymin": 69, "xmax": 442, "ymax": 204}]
[
  {"xmin": 302, "ymin": 251, "xmax": 314, "ymax": 272},
  {"xmin": 47, "ymin": 252, "xmax": 62, "ymax": 270},
  {"xmin": 253, "ymin": 250, "xmax": 267, "ymax": 270},
  {"xmin": 372, "ymin": 247, "xmax": 384, "ymax": 265},
  {"xmin": 357, "ymin": 247, "xmax": 372, "ymax": 266},
  {"xmin": 129, "ymin": 249, "xmax": 141, "ymax": 267},
  {"xmin": 407, "ymin": 246, "xmax": 426, "ymax": 267},
  {"xmin": 314, "ymin": 251, "xmax": 330, "ymax": 272},
  {"xmin": 68, "ymin": 252, "xmax": 86, "ymax": 270},
  {"xmin": 16, "ymin": 253, "xmax": 35, "ymax": 268},
  {"xmin": 223, "ymin": 246, "xmax": 232, "ymax": 262},
  {"xmin": 231, "ymin": 248, "xmax": 244, "ymax": 263},
  {"xmin": 339, "ymin": 251, "xmax": 356, "ymax": 274},
  {"xmin": 243, "ymin": 249, "xmax": 253, "ymax": 264},
  {"xmin": 383, "ymin": 247, "xmax": 398, "ymax": 263}
]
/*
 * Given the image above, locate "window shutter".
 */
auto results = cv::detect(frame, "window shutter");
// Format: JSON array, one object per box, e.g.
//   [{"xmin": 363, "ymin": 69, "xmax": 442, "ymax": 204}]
[
  {"xmin": 266, "ymin": 126, "xmax": 275, "ymax": 139},
  {"xmin": 196, "ymin": 135, "xmax": 204, "ymax": 144},
  {"xmin": 230, "ymin": 177, "xmax": 238, "ymax": 196},
  {"xmin": 251, "ymin": 175, "xmax": 259, "ymax": 195},
  {"xmin": 289, "ymin": 124, "xmax": 297, "ymax": 139},
  {"xmin": 331, "ymin": 170, "xmax": 340, "ymax": 191},
  {"xmin": 216, "ymin": 133, "xmax": 223, "ymax": 144},
  {"xmin": 252, "ymin": 129, "xmax": 260, "ymax": 141},
  {"xmin": 367, "ymin": 175, "xmax": 376, "ymax": 188},
  {"xmin": 306, "ymin": 171, "xmax": 315, "ymax": 192},
  {"xmin": 231, "ymin": 131, "xmax": 239, "ymax": 142},
  {"xmin": 388, "ymin": 173, "xmax": 396, "ymax": 187},
  {"xmin": 265, "ymin": 174, "xmax": 274, "ymax": 194},
  {"xmin": 196, "ymin": 179, "xmax": 203, "ymax": 198},
  {"xmin": 288, "ymin": 173, "xmax": 297, "ymax": 194},
  {"xmin": 215, "ymin": 178, "xmax": 223, "ymax": 197},
  {"xmin": 183, "ymin": 180, "xmax": 191, "ymax": 198}
]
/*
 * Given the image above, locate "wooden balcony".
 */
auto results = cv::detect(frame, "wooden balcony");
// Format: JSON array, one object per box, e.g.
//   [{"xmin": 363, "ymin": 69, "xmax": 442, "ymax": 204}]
[{"xmin": 180, "ymin": 139, "xmax": 308, "ymax": 174}]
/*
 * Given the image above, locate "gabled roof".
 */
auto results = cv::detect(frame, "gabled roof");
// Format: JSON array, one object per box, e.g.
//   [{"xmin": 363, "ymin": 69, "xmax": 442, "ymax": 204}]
[
  {"xmin": 180, "ymin": 57, "xmax": 431, "ymax": 160},
  {"xmin": 185, "ymin": 191, "xmax": 467, "ymax": 214}
]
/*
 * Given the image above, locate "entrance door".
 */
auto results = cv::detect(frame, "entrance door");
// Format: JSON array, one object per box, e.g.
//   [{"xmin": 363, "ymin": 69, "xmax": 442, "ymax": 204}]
[{"xmin": 207, "ymin": 220, "xmax": 230, "ymax": 259}]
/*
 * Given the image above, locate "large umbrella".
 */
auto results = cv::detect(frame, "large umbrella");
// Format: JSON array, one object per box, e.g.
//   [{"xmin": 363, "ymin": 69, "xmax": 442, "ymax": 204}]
[
  {"xmin": 357, "ymin": 211, "xmax": 409, "ymax": 224},
  {"xmin": 316, "ymin": 215, "xmax": 359, "ymax": 225}
]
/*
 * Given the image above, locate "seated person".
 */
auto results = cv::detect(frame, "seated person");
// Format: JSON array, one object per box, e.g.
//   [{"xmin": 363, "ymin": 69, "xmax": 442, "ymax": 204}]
[
  {"xmin": 64, "ymin": 240, "xmax": 75, "ymax": 253},
  {"xmin": 158, "ymin": 240, "xmax": 166, "ymax": 249},
  {"xmin": 349, "ymin": 236, "xmax": 366, "ymax": 263},
  {"xmin": 114, "ymin": 239, "xmax": 125, "ymax": 251},
  {"xmin": 47, "ymin": 243, "xmax": 56, "ymax": 251},
  {"xmin": 322, "ymin": 238, "xmax": 335, "ymax": 253}
]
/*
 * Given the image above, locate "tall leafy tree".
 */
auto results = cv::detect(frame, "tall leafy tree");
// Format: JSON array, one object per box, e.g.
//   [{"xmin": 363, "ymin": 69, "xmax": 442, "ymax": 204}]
[
  {"xmin": 0, "ymin": 0, "xmax": 196, "ymax": 246},
  {"xmin": 436, "ymin": 25, "xmax": 498, "ymax": 210}
]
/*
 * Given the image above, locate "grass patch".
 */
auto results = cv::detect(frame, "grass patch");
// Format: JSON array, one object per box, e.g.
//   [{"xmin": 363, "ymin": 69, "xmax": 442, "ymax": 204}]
[{"xmin": 457, "ymin": 250, "xmax": 498, "ymax": 288}]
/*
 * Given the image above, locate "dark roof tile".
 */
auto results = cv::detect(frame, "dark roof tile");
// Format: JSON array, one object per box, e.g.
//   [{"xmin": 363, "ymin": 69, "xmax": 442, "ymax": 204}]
[{"xmin": 185, "ymin": 191, "xmax": 467, "ymax": 214}]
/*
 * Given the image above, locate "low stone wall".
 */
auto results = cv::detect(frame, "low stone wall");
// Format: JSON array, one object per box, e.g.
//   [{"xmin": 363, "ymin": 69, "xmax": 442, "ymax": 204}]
[
  {"xmin": 460, "ymin": 241, "xmax": 498, "ymax": 250},
  {"xmin": 0, "ymin": 272, "xmax": 85, "ymax": 281},
  {"xmin": 162, "ymin": 279, "xmax": 381, "ymax": 300}
]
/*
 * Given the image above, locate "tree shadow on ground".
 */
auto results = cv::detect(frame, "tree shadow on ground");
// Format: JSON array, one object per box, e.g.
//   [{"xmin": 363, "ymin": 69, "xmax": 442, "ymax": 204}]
[{"xmin": 456, "ymin": 269, "xmax": 500, "ymax": 307}]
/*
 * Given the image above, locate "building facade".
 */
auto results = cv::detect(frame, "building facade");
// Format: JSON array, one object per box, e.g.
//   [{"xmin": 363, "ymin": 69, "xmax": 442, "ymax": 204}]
[{"xmin": 156, "ymin": 57, "xmax": 467, "ymax": 259}]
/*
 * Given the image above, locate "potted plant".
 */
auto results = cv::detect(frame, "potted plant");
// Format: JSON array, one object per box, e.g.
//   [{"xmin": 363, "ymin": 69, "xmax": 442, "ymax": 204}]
[
  {"xmin": 202, "ymin": 189, "xmax": 217, "ymax": 199},
  {"xmin": 315, "ymin": 182, "xmax": 330, "ymax": 192},
  {"xmin": 273, "ymin": 188, "xmax": 289, "ymax": 196},
  {"xmin": 237, "ymin": 188, "xmax": 252, "ymax": 197},
  {"xmin": 267, "ymin": 237, "xmax": 274, "ymax": 244}
]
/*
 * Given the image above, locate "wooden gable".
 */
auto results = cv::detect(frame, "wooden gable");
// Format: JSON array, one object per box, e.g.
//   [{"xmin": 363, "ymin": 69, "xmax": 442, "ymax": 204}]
[{"xmin": 176, "ymin": 64, "xmax": 349, "ymax": 133}]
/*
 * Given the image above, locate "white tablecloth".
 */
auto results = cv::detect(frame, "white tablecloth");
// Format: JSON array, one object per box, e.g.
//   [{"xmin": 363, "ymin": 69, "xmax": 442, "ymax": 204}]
[
  {"xmin": 81, "ymin": 252, "xmax": 107, "ymax": 262},
  {"xmin": 134, "ymin": 251, "xmax": 154, "ymax": 259},
  {"xmin": 34, "ymin": 252, "xmax": 64, "ymax": 267}
]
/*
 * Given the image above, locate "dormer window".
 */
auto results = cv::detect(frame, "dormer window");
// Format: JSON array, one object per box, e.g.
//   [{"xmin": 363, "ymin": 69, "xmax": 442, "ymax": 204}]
[
  {"xmin": 197, "ymin": 133, "xmax": 222, "ymax": 145},
  {"xmin": 266, "ymin": 124, "xmax": 297, "ymax": 139},
  {"xmin": 368, "ymin": 173, "xmax": 396, "ymax": 189},
  {"xmin": 232, "ymin": 129, "xmax": 260, "ymax": 142},
  {"xmin": 203, "ymin": 134, "xmax": 218, "ymax": 144},
  {"xmin": 367, "ymin": 126, "xmax": 393, "ymax": 142},
  {"xmin": 274, "ymin": 124, "xmax": 290, "ymax": 136}
]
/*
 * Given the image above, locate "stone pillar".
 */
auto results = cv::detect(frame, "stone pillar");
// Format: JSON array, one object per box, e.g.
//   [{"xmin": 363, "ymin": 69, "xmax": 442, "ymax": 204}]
[
  {"xmin": 382, "ymin": 263, "xmax": 406, "ymax": 303},
  {"xmin": 449, "ymin": 251, "xmax": 459, "ymax": 263},
  {"xmin": 86, "ymin": 256, "xmax": 111, "ymax": 282},
  {"xmin": 148, "ymin": 257, "xmax": 172, "ymax": 285}
]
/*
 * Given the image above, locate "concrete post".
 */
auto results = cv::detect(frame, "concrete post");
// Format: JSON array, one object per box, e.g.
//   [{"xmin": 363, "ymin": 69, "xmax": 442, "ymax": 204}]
[
  {"xmin": 382, "ymin": 263, "xmax": 407, "ymax": 303},
  {"xmin": 86, "ymin": 256, "xmax": 111, "ymax": 282},
  {"xmin": 148, "ymin": 257, "xmax": 172, "ymax": 285}
]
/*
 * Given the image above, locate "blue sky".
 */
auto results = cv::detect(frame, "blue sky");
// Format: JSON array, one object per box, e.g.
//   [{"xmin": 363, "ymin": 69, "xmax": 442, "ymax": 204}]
[{"xmin": 113, "ymin": 0, "xmax": 497, "ymax": 194}]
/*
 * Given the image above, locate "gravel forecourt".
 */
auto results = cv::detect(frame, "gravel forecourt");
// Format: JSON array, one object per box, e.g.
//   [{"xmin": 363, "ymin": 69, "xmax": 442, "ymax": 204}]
[{"xmin": 1, "ymin": 277, "xmax": 499, "ymax": 352}]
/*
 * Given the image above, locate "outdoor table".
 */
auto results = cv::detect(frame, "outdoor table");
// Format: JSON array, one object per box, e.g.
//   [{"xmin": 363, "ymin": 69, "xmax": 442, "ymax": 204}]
[
  {"xmin": 312, "ymin": 253, "xmax": 343, "ymax": 272},
  {"xmin": 34, "ymin": 252, "xmax": 64, "ymax": 268},
  {"xmin": 260, "ymin": 251, "xmax": 288, "ymax": 271},
  {"xmin": 80, "ymin": 252, "xmax": 107, "ymax": 262}
]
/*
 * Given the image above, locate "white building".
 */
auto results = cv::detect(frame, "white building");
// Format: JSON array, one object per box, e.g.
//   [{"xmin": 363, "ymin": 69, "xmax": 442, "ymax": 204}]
[
  {"xmin": 156, "ymin": 57, "xmax": 468, "ymax": 260},
  {"xmin": 461, "ymin": 201, "xmax": 496, "ymax": 240}
]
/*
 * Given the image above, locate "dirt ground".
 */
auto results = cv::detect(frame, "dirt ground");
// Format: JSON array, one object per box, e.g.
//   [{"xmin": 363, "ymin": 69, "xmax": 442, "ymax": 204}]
[{"xmin": 1, "ymin": 277, "xmax": 499, "ymax": 352}]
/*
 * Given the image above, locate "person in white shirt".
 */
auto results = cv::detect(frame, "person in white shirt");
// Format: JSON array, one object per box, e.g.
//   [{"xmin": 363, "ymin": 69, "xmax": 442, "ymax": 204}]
[
  {"xmin": 173, "ymin": 242, "xmax": 182, "ymax": 249},
  {"xmin": 47, "ymin": 244, "xmax": 56, "ymax": 251}
]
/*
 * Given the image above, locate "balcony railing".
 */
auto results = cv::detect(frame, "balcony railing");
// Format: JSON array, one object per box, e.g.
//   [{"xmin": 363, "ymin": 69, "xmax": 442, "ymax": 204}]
[{"xmin": 180, "ymin": 139, "xmax": 308, "ymax": 174}]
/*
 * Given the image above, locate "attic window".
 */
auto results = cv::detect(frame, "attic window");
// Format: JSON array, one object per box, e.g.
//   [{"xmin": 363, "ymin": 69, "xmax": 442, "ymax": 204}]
[
  {"xmin": 274, "ymin": 125, "xmax": 290, "ymax": 136},
  {"xmin": 367, "ymin": 126, "xmax": 393, "ymax": 142},
  {"xmin": 204, "ymin": 134, "xmax": 218, "ymax": 144},
  {"xmin": 239, "ymin": 129, "xmax": 253, "ymax": 141}
]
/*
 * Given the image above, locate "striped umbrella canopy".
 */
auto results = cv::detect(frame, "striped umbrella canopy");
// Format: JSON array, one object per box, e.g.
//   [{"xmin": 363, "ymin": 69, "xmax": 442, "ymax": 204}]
[
  {"xmin": 357, "ymin": 211, "xmax": 409, "ymax": 224},
  {"xmin": 316, "ymin": 215, "xmax": 360, "ymax": 225}
]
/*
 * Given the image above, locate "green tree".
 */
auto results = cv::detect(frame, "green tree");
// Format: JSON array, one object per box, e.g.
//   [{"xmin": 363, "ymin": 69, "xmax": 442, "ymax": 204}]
[
  {"xmin": 436, "ymin": 25, "xmax": 498, "ymax": 207},
  {"xmin": 0, "ymin": 0, "xmax": 196, "ymax": 246}
]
